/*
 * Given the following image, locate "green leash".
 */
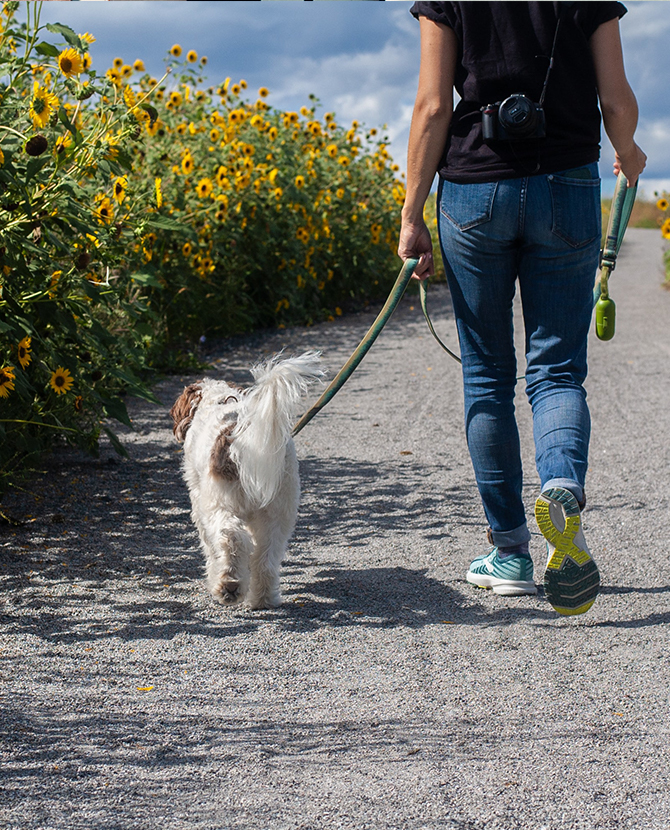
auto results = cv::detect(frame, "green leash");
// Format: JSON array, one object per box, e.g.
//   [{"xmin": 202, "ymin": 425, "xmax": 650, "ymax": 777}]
[
  {"xmin": 594, "ymin": 171, "xmax": 637, "ymax": 340},
  {"xmin": 293, "ymin": 172, "xmax": 636, "ymax": 436},
  {"xmin": 292, "ymin": 257, "xmax": 419, "ymax": 436}
]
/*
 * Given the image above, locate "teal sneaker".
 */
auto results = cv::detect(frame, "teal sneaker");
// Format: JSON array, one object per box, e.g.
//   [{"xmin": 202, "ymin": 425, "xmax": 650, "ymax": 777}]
[
  {"xmin": 534, "ymin": 486, "xmax": 600, "ymax": 616},
  {"xmin": 466, "ymin": 548, "xmax": 537, "ymax": 596}
]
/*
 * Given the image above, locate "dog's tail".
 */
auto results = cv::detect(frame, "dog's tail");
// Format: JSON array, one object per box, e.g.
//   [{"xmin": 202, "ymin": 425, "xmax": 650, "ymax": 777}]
[{"xmin": 230, "ymin": 351, "xmax": 324, "ymax": 507}]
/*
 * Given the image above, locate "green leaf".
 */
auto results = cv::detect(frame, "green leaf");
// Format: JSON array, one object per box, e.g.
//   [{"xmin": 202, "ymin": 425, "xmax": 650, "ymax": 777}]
[
  {"xmin": 45, "ymin": 23, "xmax": 80, "ymax": 48},
  {"xmin": 103, "ymin": 426, "xmax": 128, "ymax": 458},
  {"xmin": 100, "ymin": 395, "xmax": 132, "ymax": 428},
  {"xmin": 25, "ymin": 156, "xmax": 50, "ymax": 182},
  {"xmin": 131, "ymin": 272, "xmax": 163, "ymax": 288},
  {"xmin": 139, "ymin": 103, "xmax": 158, "ymax": 126},
  {"xmin": 35, "ymin": 42, "xmax": 60, "ymax": 58},
  {"xmin": 58, "ymin": 106, "xmax": 78, "ymax": 139},
  {"xmin": 146, "ymin": 215, "xmax": 195, "ymax": 237}
]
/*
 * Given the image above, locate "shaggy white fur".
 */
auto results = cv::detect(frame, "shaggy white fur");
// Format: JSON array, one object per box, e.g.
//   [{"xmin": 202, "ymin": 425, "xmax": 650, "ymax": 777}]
[{"xmin": 170, "ymin": 352, "xmax": 324, "ymax": 609}]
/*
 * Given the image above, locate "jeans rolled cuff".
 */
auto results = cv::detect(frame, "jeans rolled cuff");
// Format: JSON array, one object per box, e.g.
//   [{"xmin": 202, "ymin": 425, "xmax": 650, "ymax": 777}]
[
  {"xmin": 487, "ymin": 523, "xmax": 532, "ymax": 548},
  {"xmin": 542, "ymin": 478, "xmax": 585, "ymax": 509}
]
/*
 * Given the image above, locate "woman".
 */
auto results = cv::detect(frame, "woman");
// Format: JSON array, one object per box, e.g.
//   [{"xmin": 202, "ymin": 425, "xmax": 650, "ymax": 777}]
[{"xmin": 399, "ymin": 2, "xmax": 646, "ymax": 615}]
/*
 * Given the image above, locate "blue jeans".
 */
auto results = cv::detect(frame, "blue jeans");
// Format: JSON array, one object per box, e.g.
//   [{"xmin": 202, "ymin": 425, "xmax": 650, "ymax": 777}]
[{"xmin": 436, "ymin": 163, "xmax": 601, "ymax": 547}]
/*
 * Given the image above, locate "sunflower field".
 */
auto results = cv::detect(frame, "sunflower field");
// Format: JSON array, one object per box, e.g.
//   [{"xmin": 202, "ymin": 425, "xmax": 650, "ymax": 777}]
[{"xmin": 0, "ymin": 3, "xmax": 406, "ymax": 493}]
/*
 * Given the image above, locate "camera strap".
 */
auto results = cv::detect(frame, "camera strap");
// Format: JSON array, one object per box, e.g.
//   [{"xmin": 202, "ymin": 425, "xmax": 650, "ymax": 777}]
[{"xmin": 539, "ymin": 2, "xmax": 575, "ymax": 106}]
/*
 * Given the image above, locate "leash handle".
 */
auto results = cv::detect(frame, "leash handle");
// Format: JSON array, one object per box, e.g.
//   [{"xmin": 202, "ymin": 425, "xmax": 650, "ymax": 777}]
[
  {"xmin": 593, "ymin": 172, "xmax": 637, "ymax": 341},
  {"xmin": 594, "ymin": 172, "xmax": 637, "ymax": 302},
  {"xmin": 292, "ymin": 257, "xmax": 419, "ymax": 436}
]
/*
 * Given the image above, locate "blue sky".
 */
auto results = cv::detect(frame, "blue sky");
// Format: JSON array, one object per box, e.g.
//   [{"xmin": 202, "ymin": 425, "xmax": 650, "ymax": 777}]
[{"xmin": 23, "ymin": 0, "xmax": 670, "ymax": 198}]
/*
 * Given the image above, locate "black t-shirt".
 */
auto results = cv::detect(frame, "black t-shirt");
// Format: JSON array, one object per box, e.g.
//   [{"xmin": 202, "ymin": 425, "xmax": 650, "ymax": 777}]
[{"xmin": 410, "ymin": 1, "xmax": 627, "ymax": 182}]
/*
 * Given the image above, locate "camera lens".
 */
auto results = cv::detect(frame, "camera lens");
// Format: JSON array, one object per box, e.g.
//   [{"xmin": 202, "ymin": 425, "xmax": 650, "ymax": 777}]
[{"xmin": 498, "ymin": 94, "xmax": 539, "ymax": 137}]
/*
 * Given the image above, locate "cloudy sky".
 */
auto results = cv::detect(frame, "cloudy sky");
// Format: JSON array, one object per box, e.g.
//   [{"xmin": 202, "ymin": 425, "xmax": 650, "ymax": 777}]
[{"xmin": 25, "ymin": 0, "xmax": 670, "ymax": 198}]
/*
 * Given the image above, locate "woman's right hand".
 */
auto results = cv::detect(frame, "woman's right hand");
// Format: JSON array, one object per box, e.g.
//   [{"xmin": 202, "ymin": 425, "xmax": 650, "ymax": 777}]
[{"xmin": 397, "ymin": 217, "xmax": 435, "ymax": 280}]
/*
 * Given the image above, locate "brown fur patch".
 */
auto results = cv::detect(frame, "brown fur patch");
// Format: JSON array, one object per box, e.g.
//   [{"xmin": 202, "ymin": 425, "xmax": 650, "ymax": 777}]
[
  {"xmin": 169, "ymin": 383, "xmax": 202, "ymax": 443},
  {"xmin": 210, "ymin": 424, "xmax": 239, "ymax": 481}
]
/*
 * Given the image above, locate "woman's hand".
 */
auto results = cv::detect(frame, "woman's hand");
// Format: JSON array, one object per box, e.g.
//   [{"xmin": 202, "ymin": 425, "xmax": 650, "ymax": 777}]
[
  {"xmin": 398, "ymin": 217, "xmax": 435, "ymax": 280},
  {"xmin": 613, "ymin": 142, "xmax": 647, "ymax": 187}
]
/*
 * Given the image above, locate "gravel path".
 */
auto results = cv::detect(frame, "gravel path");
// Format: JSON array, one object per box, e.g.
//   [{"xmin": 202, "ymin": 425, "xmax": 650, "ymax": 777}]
[{"xmin": 1, "ymin": 228, "xmax": 669, "ymax": 830}]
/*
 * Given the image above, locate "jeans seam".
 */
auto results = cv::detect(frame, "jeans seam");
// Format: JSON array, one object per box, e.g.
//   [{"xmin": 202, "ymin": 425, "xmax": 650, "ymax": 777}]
[{"xmin": 518, "ymin": 177, "xmax": 528, "ymax": 238}]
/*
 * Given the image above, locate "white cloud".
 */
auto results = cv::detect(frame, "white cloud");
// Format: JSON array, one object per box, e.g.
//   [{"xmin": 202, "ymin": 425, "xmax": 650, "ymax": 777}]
[{"xmin": 266, "ymin": 14, "xmax": 419, "ymax": 165}]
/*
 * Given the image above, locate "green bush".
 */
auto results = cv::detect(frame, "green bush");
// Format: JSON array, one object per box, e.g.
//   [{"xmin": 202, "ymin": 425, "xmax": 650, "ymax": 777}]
[{"xmin": 0, "ymin": 3, "xmax": 159, "ymax": 491}]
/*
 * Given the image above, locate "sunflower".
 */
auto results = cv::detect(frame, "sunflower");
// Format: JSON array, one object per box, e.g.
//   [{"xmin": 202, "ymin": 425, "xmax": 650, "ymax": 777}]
[
  {"xmin": 106, "ymin": 68, "xmax": 121, "ymax": 87},
  {"xmin": 112, "ymin": 57, "xmax": 123, "ymax": 69},
  {"xmin": 48, "ymin": 271, "xmax": 62, "ymax": 298},
  {"xmin": 662, "ymin": 218, "xmax": 670, "ymax": 240},
  {"xmin": 338, "ymin": 156, "xmax": 350, "ymax": 167},
  {"xmin": 295, "ymin": 175, "xmax": 305, "ymax": 189},
  {"xmin": 0, "ymin": 148, "xmax": 4, "ymax": 166},
  {"xmin": 169, "ymin": 90, "xmax": 182, "ymax": 107},
  {"xmin": 231, "ymin": 84, "xmax": 241, "ymax": 96},
  {"xmin": 112, "ymin": 177, "xmax": 127, "ymax": 204},
  {"xmin": 120, "ymin": 64, "xmax": 133, "ymax": 79},
  {"xmin": 49, "ymin": 367, "xmax": 74, "ymax": 396},
  {"xmin": 336, "ymin": 187, "xmax": 345, "ymax": 199},
  {"xmin": 0, "ymin": 366, "xmax": 15, "ymax": 398},
  {"xmin": 200, "ymin": 56, "xmax": 208, "ymax": 66},
  {"xmin": 326, "ymin": 144, "xmax": 338, "ymax": 159},
  {"xmin": 268, "ymin": 127, "xmax": 278, "ymax": 141},
  {"xmin": 215, "ymin": 166, "xmax": 229, "ymax": 186},
  {"xmin": 133, "ymin": 59, "xmax": 145, "ymax": 73},
  {"xmin": 181, "ymin": 154, "xmax": 194, "ymax": 175},
  {"xmin": 196, "ymin": 178, "xmax": 213, "ymax": 199},
  {"xmin": 186, "ymin": 50, "xmax": 198, "ymax": 63},
  {"xmin": 94, "ymin": 196, "xmax": 114, "ymax": 225},
  {"xmin": 29, "ymin": 82, "xmax": 59, "ymax": 129},
  {"xmin": 58, "ymin": 48, "xmax": 83, "ymax": 78},
  {"xmin": 182, "ymin": 242, "xmax": 192, "ymax": 257},
  {"xmin": 155, "ymin": 177, "xmax": 162, "ymax": 208},
  {"xmin": 74, "ymin": 395, "xmax": 83, "ymax": 413},
  {"xmin": 657, "ymin": 197, "xmax": 669, "ymax": 212},
  {"xmin": 258, "ymin": 87, "xmax": 269, "ymax": 99},
  {"xmin": 17, "ymin": 336, "xmax": 32, "ymax": 369},
  {"xmin": 170, "ymin": 44, "xmax": 182, "ymax": 58},
  {"xmin": 80, "ymin": 32, "xmax": 96, "ymax": 45},
  {"xmin": 210, "ymin": 128, "xmax": 220, "ymax": 143}
]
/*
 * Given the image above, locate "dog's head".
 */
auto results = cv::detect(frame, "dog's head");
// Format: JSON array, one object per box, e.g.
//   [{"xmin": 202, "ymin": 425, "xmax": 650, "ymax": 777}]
[{"xmin": 169, "ymin": 383, "xmax": 203, "ymax": 443}]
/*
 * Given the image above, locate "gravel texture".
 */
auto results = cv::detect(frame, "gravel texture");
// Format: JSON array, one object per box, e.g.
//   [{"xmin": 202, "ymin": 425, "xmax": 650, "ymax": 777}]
[{"xmin": 1, "ymin": 228, "xmax": 669, "ymax": 830}]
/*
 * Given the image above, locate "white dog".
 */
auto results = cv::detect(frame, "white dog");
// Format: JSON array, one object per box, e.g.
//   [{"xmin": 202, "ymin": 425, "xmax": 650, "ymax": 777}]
[{"xmin": 170, "ymin": 352, "xmax": 324, "ymax": 609}]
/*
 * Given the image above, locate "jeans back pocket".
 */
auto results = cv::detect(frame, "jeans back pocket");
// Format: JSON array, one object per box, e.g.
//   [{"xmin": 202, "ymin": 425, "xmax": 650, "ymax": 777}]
[
  {"xmin": 548, "ymin": 172, "xmax": 601, "ymax": 248},
  {"xmin": 439, "ymin": 179, "xmax": 498, "ymax": 231}
]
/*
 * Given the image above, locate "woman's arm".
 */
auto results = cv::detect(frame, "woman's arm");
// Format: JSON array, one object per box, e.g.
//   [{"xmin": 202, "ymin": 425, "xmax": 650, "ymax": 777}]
[
  {"xmin": 590, "ymin": 17, "xmax": 646, "ymax": 185},
  {"xmin": 398, "ymin": 17, "xmax": 457, "ymax": 278}
]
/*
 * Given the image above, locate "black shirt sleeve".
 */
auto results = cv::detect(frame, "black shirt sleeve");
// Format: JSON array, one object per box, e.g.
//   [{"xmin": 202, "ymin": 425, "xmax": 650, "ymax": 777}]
[
  {"xmin": 410, "ymin": 2, "xmax": 456, "ymax": 29},
  {"xmin": 410, "ymin": 2, "xmax": 627, "ymax": 40},
  {"xmin": 575, "ymin": 2, "xmax": 627, "ymax": 39}
]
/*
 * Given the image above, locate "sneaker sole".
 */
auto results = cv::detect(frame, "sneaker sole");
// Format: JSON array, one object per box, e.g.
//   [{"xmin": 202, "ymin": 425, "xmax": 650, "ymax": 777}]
[
  {"xmin": 535, "ymin": 487, "xmax": 600, "ymax": 616},
  {"xmin": 466, "ymin": 571, "xmax": 537, "ymax": 597}
]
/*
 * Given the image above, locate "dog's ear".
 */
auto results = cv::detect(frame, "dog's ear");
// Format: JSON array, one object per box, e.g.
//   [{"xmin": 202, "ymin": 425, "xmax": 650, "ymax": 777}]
[{"xmin": 169, "ymin": 383, "xmax": 202, "ymax": 442}]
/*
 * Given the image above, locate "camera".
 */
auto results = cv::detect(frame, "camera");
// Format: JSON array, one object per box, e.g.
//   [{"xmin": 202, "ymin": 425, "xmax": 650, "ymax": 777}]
[{"xmin": 481, "ymin": 94, "xmax": 546, "ymax": 143}]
